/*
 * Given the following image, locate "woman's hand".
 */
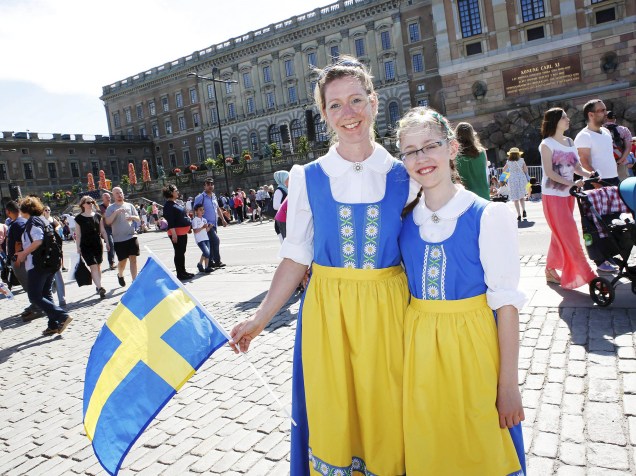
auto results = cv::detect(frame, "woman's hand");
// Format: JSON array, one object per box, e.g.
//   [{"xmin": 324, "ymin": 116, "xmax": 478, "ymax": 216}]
[
  {"xmin": 14, "ymin": 250, "xmax": 27, "ymax": 266},
  {"xmin": 496, "ymin": 384, "xmax": 525, "ymax": 428},
  {"xmin": 229, "ymin": 314, "xmax": 268, "ymax": 354}
]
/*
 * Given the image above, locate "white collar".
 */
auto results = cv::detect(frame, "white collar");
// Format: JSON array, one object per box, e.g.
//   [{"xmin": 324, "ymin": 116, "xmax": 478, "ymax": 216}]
[
  {"xmin": 320, "ymin": 144, "xmax": 393, "ymax": 177},
  {"xmin": 412, "ymin": 186, "xmax": 475, "ymax": 226}
]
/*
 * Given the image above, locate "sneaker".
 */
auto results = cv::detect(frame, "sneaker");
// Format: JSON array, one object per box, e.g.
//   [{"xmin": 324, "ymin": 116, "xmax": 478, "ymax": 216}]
[
  {"xmin": 22, "ymin": 310, "xmax": 45, "ymax": 322},
  {"xmin": 118, "ymin": 275, "xmax": 126, "ymax": 287},
  {"xmin": 57, "ymin": 316, "xmax": 73, "ymax": 334},
  {"xmin": 197, "ymin": 263, "xmax": 205, "ymax": 273},
  {"xmin": 597, "ymin": 261, "xmax": 617, "ymax": 273},
  {"xmin": 42, "ymin": 327, "xmax": 59, "ymax": 336},
  {"xmin": 98, "ymin": 288, "xmax": 106, "ymax": 299},
  {"xmin": 212, "ymin": 262, "xmax": 227, "ymax": 268},
  {"xmin": 203, "ymin": 266, "xmax": 215, "ymax": 273}
]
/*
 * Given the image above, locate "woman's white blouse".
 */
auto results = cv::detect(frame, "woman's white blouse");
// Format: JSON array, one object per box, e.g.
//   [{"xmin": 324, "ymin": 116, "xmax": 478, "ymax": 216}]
[
  {"xmin": 280, "ymin": 144, "xmax": 418, "ymax": 266},
  {"xmin": 412, "ymin": 187, "xmax": 527, "ymax": 311}
]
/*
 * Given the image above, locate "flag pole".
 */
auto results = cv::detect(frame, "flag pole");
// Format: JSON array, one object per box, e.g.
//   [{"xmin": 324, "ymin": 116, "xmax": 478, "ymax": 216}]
[{"xmin": 144, "ymin": 247, "xmax": 296, "ymax": 426}]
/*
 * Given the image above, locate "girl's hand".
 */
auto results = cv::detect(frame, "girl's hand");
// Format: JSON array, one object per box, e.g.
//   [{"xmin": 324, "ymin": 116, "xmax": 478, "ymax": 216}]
[
  {"xmin": 496, "ymin": 384, "xmax": 525, "ymax": 428},
  {"xmin": 229, "ymin": 315, "xmax": 267, "ymax": 354}
]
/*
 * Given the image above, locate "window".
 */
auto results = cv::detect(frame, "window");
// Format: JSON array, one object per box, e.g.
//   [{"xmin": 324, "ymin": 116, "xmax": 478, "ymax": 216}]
[
  {"xmin": 231, "ymin": 137, "xmax": 240, "ymax": 156},
  {"xmin": 70, "ymin": 162, "xmax": 80, "ymax": 178},
  {"xmin": 315, "ymin": 114, "xmax": 328, "ymax": 142},
  {"xmin": 149, "ymin": 100, "xmax": 156, "ymax": 116},
  {"xmin": 330, "ymin": 45, "xmax": 339, "ymax": 62},
  {"xmin": 169, "ymin": 153, "xmax": 176, "ymax": 168},
  {"xmin": 385, "ymin": 61, "xmax": 396, "ymax": 81},
  {"xmin": 136, "ymin": 104, "xmax": 143, "ymax": 119},
  {"xmin": 263, "ymin": 65, "xmax": 272, "ymax": 83},
  {"xmin": 125, "ymin": 108, "xmax": 132, "ymax": 123},
  {"xmin": 309, "ymin": 80, "xmax": 317, "ymax": 96},
  {"xmin": 139, "ymin": 126, "xmax": 147, "ymax": 138},
  {"xmin": 284, "ymin": 59, "xmax": 294, "ymax": 77},
  {"xmin": 176, "ymin": 92, "xmax": 183, "ymax": 108},
  {"xmin": 190, "ymin": 88, "xmax": 198, "ymax": 104},
  {"xmin": 228, "ymin": 102, "xmax": 236, "ymax": 119},
  {"xmin": 90, "ymin": 148, "xmax": 96, "ymax": 155},
  {"xmin": 458, "ymin": 0, "xmax": 482, "ymax": 38},
  {"xmin": 527, "ymin": 25, "xmax": 545, "ymax": 41},
  {"xmin": 68, "ymin": 148, "xmax": 76, "ymax": 155},
  {"xmin": 288, "ymin": 86, "xmax": 297, "ymax": 104},
  {"xmin": 466, "ymin": 42, "xmax": 483, "ymax": 56},
  {"xmin": 247, "ymin": 97, "xmax": 255, "ymax": 114},
  {"xmin": 225, "ymin": 82, "xmax": 233, "ymax": 94},
  {"xmin": 381, "ymin": 31, "xmax": 391, "ymax": 50},
  {"xmin": 408, "ymin": 22, "xmax": 421, "ymax": 42},
  {"xmin": 0, "ymin": 162, "xmax": 7, "ymax": 180},
  {"xmin": 182, "ymin": 139, "xmax": 188, "ymax": 146},
  {"xmin": 210, "ymin": 106, "xmax": 218, "ymax": 124},
  {"xmin": 165, "ymin": 120, "xmax": 173, "ymax": 135},
  {"xmin": 20, "ymin": 148, "xmax": 28, "ymax": 155},
  {"xmin": 45, "ymin": 148, "xmax": 53, "ymax": 156},
  {"xmin": 183, "ymin": 150, "xmax": 191, "ymax": 165},
  {"xmin": 243, "ymin": 72, "xmax": 252, "ymax": 88},
  {"xmin": 193, "ymin": 112, "xmax": 200, "ymax": 127},
  {"xmin": 417, "ymin": 98, "xmax": 429, "ymax": 107},
  {"xmin": 178, "ymin": 116, "xmax": 186, "ymax": 131},
  {"xmin": 162, "ymin": 97, "xmax": 169, "ymax": 112},
  {"xmin": 291, "ymin": 119, "xmax": 303, "ymax": 146},
  {"xmin": 23, "ymin": 163, "xmax": 34, "ymax": 180},
  {"xmin": 152, "ymin": 124, "xmax": 159, "ymax": 137},
  {"xmin": 213, "ymin": 141, "xmax": 221, "ymax": 157},
  {"xmin": 250, "ymin": 132, "xmax": 259, "ymax": 152},
  {"xmin": 45, "ymin": 162, "xmax": 57, "ymax": 179},
  {"xmin": 113, "ymin": 112, "xmax": 121, "ymax": 128},
  {"xmin": 521, "ymin": 0, "xmax": 545, "ymax": 22},
  {"xmin": 197, "ymin": 147, "xmax": 205, "ymax": 162},
  {"xmin": 412, "ymin": 53, "xmax": 424, "ymax": 73},
  {"xmin": 268, "ymin": 125, "xmax": 282, "ymax": 150},
  {"xmin": 355, "ymin": 38, "xmax": 366, "ymax": 57},
  {"xmin": 591, "ymin": 0, "xmax": 606, "ymax": 3},
  {"xmin": 266, "ymin": 92, "xmax": 275, "ymax": 109},
  {"xmin": 417, "ymin": 84, "xmax": 426, "ymax": 92},
  {"xmin": 207, "ymin": 84, "xmax": 215, "ymax": 99},
  {"xmin": 91, "ymin": 161, "xmax": 99, "ymax": 177},
  {"xmin": 109, "ymin": 148, "xmax": 116, "ymax": 156},
  {"xmin": 110, "ymin": 160, "xmax": 118, "ymax": 177},
  {"xmin": 596, "ymin": 7, "xmax": 616, "ymax": 23},
  {"xmin": 307, "ymin": 52, "xmax": 317, "ymax": 67},
  {"xmin": 388, "ymin": 101, "xmax": 400, "ymax": 127}
]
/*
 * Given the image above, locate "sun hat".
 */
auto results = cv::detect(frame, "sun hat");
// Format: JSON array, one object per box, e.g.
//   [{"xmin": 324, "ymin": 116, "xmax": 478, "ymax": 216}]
[{"xmin": 507, "ymin": 147, "xmax": 524, "ymax": 156}]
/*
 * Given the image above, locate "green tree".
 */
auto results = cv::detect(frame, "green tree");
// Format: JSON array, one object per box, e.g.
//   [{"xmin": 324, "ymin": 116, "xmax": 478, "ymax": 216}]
[
  {"xmin": 270, "ymin": 143, "xmax": 282, "ymax": 158},
  {"xmin": 297, "ymin": 136, "xmax": 310, "ymax": 159}
]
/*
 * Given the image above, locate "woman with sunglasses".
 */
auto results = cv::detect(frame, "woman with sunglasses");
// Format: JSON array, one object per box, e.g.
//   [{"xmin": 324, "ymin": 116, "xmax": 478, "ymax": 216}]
[
  {"xmin": 75, "ymin": 195, "xmax": 109, "ymax": 298},
  {"xmin": 230, "ymin": 56, "xmax": 415, "ymax": 475}
]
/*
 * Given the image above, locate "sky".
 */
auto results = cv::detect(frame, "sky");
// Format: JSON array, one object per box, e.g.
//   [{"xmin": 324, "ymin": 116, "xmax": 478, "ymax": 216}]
[{"xmin": 0, "ymin": 0, "xmax": 328, "ymax": 136}]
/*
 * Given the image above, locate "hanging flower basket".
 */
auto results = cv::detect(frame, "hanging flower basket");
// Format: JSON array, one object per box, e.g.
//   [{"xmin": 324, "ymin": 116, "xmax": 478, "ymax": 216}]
[
  {"xmin": 173, "ymin": 168, "xmax": 182, "ymax": 175},
  {"xmin": 225, "ymin": 157, "xmax": 234, "ymax": 165},
  {"xmin": 189, "ymin": 165, "xmax": 198, "ymax": 172}
]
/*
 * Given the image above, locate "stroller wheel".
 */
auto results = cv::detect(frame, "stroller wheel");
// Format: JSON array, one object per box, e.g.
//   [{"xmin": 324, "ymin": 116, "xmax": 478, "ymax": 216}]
[{"xmin": 589, "ymin": 277, "xmax": 615, "ymax": 307}]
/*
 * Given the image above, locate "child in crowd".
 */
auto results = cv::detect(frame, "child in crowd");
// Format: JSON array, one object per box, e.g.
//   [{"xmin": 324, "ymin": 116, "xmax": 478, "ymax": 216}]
[
  {"xmin": 396, "ymin": 107, "xmax": 526, "ymax": 475},
  {"xmin": 529, "ymin": 177, "xmax": 542, "ymax": 201},
  {"xmin": 191, "ymin": 203, "xmax": 213, "ymax": 273}
]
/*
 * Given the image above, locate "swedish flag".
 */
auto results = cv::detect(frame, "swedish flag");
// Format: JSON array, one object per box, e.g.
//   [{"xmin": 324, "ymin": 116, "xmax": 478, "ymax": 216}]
[{"xmin": 83, "ymin": 256, "xmax": 228, "ymax": 475}]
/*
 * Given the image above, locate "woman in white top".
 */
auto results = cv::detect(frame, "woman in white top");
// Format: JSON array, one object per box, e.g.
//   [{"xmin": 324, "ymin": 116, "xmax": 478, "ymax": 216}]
[
  {"xmin": 540, "ymin": 107, "xmax": 596, "ymax": 288},
  {"xmin": 230, "ymin": 56, "xmax": 415, "ymax": 475}
]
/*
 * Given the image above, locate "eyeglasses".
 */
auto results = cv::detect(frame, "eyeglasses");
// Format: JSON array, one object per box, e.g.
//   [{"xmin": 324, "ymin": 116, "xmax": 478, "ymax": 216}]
[
  {"xmin": 84, "ymin": 201, "xmax": 95, "ymax": 205},
  {"xmin": 399, "ymin": 140, "xmax": 448, "ymax": 162}
]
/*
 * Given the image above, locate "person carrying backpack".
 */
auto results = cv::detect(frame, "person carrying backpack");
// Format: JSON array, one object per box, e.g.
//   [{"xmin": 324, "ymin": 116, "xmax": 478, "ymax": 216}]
[
  {"xmin": 604, "ymin": 110, "xmax": 634, "ymax": 180},
  {"xmin": 14, "ymin": 196, "xmax": 72, "ymax": 336}
]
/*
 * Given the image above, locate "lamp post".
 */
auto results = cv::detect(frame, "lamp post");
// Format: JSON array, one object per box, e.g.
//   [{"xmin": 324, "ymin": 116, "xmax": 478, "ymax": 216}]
[
  {"xmin": 188, "ymin": 69, "xmax": 237, "ymax": 194},
  {"xmin": 0, "ymin": 148, "xmax": 17, "ymax": 219}
]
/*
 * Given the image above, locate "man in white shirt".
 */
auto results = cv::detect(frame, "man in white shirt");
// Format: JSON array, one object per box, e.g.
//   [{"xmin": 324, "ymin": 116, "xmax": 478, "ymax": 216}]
[{"xmin": 574, "ymin": 99, "xmax": 619, "ymax": 187}]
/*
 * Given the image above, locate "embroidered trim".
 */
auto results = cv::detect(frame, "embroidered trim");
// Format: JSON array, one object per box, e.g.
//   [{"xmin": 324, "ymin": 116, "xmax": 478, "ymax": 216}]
[
  {"xmin": 338, "ymin": 205, "xmax": 357, "ymax": 268},
  {"xmin": 422, "ymin": 244, "xmax": 446, "ymax": 300},
  {"xmin": 361, "ymin": 205, "xmax": 380, "ymax": 269},
  {"xmin": 309, "ymin": 448, "xmax": 379, "ymax": 476}
]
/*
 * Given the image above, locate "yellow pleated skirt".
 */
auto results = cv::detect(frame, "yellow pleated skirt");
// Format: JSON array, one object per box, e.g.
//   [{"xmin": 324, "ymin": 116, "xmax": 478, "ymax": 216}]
[
  {"xmin": 404, "ymin": 294, "xmax": 522, "ymax": 475},
  {"xmin": 302, "ymin": 263, "xmax": 409, "ymax": 475}
]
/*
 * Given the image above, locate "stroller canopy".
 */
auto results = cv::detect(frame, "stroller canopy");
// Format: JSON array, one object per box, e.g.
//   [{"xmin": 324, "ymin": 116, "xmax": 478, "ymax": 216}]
[{"xmin": 619, "ymin": 177, "xmax": 636, "ymax": 214}]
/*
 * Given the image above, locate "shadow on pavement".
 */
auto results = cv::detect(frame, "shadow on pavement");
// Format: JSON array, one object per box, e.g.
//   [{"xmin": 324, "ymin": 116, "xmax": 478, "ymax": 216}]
[{"xmin": 0, "ymin": 333, "xmax": 61, "ymax": 366}]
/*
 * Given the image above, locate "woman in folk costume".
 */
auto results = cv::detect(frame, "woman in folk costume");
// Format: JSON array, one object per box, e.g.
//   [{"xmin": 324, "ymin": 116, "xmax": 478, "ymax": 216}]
[
  {"xmin": 396, "ymin": 107, "xmax": 526, "ymax": 475},
  {"xmin": 230, "ymin": 56, "xmax": 414, "ymax": 475}
]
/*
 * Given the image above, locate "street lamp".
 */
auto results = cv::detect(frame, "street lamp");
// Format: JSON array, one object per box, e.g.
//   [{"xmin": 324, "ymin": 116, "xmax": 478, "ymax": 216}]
[{"xmin": 188, "ymin": 69, "xmax": 238, "ymax": 194}]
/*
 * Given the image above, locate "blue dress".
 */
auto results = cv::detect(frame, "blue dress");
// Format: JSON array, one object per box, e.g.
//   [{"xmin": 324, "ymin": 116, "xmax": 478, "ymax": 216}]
[
  {"xmin": 290, "ymin": 158, "xmax": 410, "ymax": 475},
  {"xmin": 398, "ymin": 197, "xmax": 526, "ymax": 475}
]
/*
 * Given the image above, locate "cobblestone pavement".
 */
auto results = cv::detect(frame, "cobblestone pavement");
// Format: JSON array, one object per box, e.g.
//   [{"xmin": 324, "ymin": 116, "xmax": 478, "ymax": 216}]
[{"xmin": 1, "ymin": 252, "xmax": 635, "ymax": 475}]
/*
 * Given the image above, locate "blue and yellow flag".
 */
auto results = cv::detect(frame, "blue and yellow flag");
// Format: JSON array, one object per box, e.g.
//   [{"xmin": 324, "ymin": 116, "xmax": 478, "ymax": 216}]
[{"xmin": 83, "ymin": 256, "xmax": 228, "ymax": 475}]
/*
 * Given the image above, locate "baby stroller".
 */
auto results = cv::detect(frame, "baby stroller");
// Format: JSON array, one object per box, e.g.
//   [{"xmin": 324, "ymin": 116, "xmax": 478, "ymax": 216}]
[{"xmin": 570, "ymin": 177, "xmax": 636, "ymax": 306}]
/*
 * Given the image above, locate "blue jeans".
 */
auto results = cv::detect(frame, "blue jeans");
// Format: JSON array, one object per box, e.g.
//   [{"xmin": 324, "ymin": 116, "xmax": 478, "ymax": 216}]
[
  {"xmin": 196, "ymin": 240, "xmax": 211, "ymax": 259},
  {"xmin": 105, "ymin": 228, "xmax": 115, "ymax": 266},
  {"xmin": 207, "ymin": 227, "xmax": 221, "ymax": 264},
  {"xmin": 27, "ymin": 268, "xmax": 69, "ymax": 329}
]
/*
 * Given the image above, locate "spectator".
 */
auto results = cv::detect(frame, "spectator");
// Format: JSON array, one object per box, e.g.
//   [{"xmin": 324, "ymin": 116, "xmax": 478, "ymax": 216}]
[
  {"xmin": 191, "ymin": 203, "xmax": 213, "ymax": 273},
  {"xmin": 99, "ymin": 192, "xmax": 116, "ymax": 270},
  {"xmin": 454, "ymin": 122, "xmax": 490, "ymax": 200},
  {"xmin": 604, "ymin": 110, "xmax": 633, "ymax": 180},
  {"xmin": 528, "ymin": 177, "xmax": 542, "ymax": 201},
  {"xmin": 233, "ymin": 191, "xmax": 244, "ymax": 223},
  {"xmin": 75, "ymin": 195, "xmax": 109, "ymax": 298},
  {"xmin": 162, "ymin": 184, "xmax": 194, "ymax": 280},
  {"xmin": 502, "ymin": 147, "xmax": 529, "ymax": 221},
  {"xmin": 193, "ymin": 178, "xmax": 228, "ymax": 269},
  {"xmin": 272, "ymin": 170, "xmax": 289, "ymax": 240},
  {"xmin": 15, "ymin": 196, "xmax": 72, "ymax": 335},
  {"xmin": 43, "ymin": 205, "xmax": 66, "ymax": 306},
  {"xmin": 104, "ymin": 187, "xmax": 141, "ymax": 287}
]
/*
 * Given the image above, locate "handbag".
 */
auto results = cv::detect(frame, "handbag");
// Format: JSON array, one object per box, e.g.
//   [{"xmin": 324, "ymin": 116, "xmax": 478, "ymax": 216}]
[{"xmin": 74, "ymin": 258, "xmax": 93, "ymax": 287}]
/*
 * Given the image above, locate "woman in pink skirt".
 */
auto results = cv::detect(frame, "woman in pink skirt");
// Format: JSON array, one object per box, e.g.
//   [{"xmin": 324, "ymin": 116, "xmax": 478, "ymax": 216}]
[{"xmin": 540, "ymin": 107, "xmax": 596, "ymax": 288}]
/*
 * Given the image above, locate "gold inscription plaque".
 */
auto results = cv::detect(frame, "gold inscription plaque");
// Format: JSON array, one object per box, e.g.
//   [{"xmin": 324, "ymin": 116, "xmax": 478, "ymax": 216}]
[{"xmin": 502, "ymin": 54, "xmax": 582, "ymax": 97}]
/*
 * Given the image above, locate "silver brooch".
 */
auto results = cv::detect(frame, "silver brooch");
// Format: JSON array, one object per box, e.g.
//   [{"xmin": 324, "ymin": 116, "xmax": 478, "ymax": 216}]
[
  {"xmin": 353, "ymin": 162, "xmax": 363, "ymax": 172},
  {"xmin": 431, "ymin": 213, "xmax": 440, "ymax": 224}
]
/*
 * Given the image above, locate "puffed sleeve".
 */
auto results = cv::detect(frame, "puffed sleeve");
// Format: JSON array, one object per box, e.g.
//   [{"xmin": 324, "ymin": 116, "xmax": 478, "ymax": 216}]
[
  {"xmin": 479, "ymin": 202, "xmax": 527, "ymax": 311},
  {"xmin": 279, "ymin": 164, "xmax": 314, "ymax": 266}
]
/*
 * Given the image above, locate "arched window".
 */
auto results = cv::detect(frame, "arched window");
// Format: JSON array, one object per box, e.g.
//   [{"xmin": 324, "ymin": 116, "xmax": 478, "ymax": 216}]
[
  {"xmin": 290, "ymin": 119, "xmax": 303, "ymax": 146},
  {"xmin": 268, "ymin": 124, "xmax": 282, "ymax": 150},
  {"xmin": 315, "ymin": 114, "xmax": 328, "ymax": 143},
  {"xmin": 249, "ymin": 132, "xmax": 259, "ymax": 153},
  {"xmin": 231, "ymin": 136, "xmax": 240, "ymax": 156},
  {"xmin": 388, "ymin": 101, "xmax": 400, "ymax": 128},
  {"xmin": 213, "ymin": 141, "xmax": 221, "ymax": 158}
]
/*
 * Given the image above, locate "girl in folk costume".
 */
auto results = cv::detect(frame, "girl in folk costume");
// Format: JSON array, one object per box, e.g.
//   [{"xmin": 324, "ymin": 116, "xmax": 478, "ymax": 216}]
[
  {"xmin": 230, "ymin": 56, "xmax": 415, "ymax": 475},
  {"xmin": 397, "ymin": 107, "xmax": 526, "ymax": 475}
]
